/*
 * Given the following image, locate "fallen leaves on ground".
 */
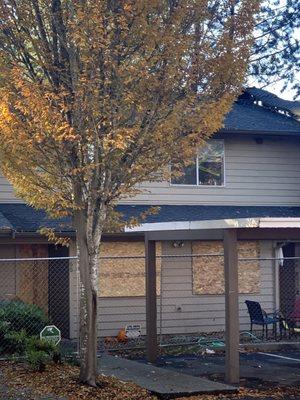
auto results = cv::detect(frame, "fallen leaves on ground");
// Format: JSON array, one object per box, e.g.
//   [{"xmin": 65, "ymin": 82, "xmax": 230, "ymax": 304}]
[
  {"xmin": 1, "ymin": 361, "xmax": 300, "ymax": 400},
  {"xmin": 0, "ymin": 361, "xmax": 155, "ymax": 400}
]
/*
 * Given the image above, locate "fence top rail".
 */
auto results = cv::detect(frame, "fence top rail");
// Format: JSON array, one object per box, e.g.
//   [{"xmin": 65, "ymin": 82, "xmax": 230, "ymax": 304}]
[
  {"xmin": 0, "ymin": 256, "xmax": 77, "ymax": 262},
  {"xmin": 96, "ymin": 254, "xmax": 300, "ymax": 260},
  {"xmin": 0, "ymin": 255, "xmax": 299, "ymax": 262}
]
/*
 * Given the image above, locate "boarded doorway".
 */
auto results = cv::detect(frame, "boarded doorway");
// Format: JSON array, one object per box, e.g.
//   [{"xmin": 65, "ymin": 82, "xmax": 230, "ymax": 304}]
[
  {"xmin": 48, "ymin": 245, "xmax": 70, "ymax": 338},
  {"xmin": 279, "ymin": 243, "xmax": 296, "ymax": 317}
]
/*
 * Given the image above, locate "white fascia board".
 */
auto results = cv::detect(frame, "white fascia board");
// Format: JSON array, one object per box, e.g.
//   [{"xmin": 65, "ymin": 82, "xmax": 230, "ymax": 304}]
[
  {"xmin": 190, "ymin": 218, "xmax": 259, "ymax": 229},
  {"xmin": 125, "ymin": 221, "xmax": 191, "ymax": 232},
  {"xmin": 125, "ymin": 217, "xmax": 300, "ymax": 232},
  {"xmin": 125, "ymin": 218, "xmax": 260, "ymax": 232},
  {"xmin": 259, "ymin": 218, "xmax": 300, "ymax": 228}
]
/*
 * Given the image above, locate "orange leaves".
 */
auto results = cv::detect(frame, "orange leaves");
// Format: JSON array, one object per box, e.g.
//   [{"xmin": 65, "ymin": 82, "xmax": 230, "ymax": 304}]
[
  {"xmin": 0, "ymin": 102, "xmax": 13, "ymax": 124},
  {"xmin": 0, "ymin": 0, "xmax": 258, "ymax": 230}
]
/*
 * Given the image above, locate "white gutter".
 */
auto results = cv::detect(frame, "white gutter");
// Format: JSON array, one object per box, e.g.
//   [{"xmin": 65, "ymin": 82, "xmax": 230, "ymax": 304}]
[{"xmin": 125, "ymin": 217, "xmax": 300, "ymax": 233}]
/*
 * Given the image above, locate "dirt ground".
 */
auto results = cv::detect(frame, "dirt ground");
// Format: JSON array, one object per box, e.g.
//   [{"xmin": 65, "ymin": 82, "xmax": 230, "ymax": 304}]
[{"xmin": 1, "ymin": 361, "xmax": 300, "ymax": 400}]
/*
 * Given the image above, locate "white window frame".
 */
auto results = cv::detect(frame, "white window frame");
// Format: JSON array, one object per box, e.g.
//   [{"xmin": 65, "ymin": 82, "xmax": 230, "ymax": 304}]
[{"xmin": 170, "ymin": 139, "xmax": 226, "ymax": 187}]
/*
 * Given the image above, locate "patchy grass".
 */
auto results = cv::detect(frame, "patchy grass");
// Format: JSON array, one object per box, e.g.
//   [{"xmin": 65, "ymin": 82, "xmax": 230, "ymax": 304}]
[{"xmin": 1, "ymin": 361, "xmax": 300, "ymax": 400}]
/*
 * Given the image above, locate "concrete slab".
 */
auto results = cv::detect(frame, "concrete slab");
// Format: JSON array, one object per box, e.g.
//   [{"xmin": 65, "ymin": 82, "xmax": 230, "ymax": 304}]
[
  {"xmin": 152, "ymin": 351, "xmax": 300, "ymax": 387},
  {"xmin": 98, "ymin": 355, "xmax": 236, "ymax": 396}
]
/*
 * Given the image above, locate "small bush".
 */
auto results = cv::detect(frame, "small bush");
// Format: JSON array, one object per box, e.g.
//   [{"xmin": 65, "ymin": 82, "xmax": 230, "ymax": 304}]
[
  {"xmin": 25, "ymin": 337, "xmax": 61, "ymax": 371},
  {"xmin": 0, "ymin": 301, "xmax": 48, "ymax": 336},
  {"xmin": 0, "ymin": 317, "xmax": 10, "ymax": 353},
  {"xmin": 27, "ymin": 336, "xmax": 61, "ymax": 362},
  {"xmin": 0, "ymin": 312, "xmax": 10, "ymax": 339},
  {"xmin": 3, "ymin": 333, "xmax": 61, "ymax": 370},
  {"xmin": 0, "ymin": 300, "xmax": 61, "ymax": 370},
  {"xmin": 26, "ymin": 349, "xmax": 50, "ymax": 372},
  {"xmin": 26, "ymin": 336, "xmax": 56, "ymax": 353},
  {"xmin": 4, "ymin": 329, "xmax": 28, "ymax": 355}
]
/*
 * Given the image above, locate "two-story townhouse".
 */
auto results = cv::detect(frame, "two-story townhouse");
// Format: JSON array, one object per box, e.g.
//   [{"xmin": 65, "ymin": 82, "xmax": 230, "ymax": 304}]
[{"xmin": 0, "ymin": 87, "xmax": 300, "ymax": 341}]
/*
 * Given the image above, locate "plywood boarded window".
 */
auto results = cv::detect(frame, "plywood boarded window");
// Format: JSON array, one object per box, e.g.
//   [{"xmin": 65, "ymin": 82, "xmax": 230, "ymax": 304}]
[
  {"xmin": 98, "ymin": 242, "xmax": 161, "ymax": 297},
  {"xmin": 192, "ymin": 241, "xmax": 260, "ymax": 295}
]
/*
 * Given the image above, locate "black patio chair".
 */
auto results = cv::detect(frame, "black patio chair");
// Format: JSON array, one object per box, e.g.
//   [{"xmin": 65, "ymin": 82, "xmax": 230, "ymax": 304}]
[{"xmin": 245, "ymin": 300, "xmax": 280, "ymax": 340}]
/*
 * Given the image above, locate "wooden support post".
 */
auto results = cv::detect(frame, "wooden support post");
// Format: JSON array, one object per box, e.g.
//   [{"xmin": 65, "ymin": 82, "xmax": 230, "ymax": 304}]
[
  {"xmin": 224, "ymin": 229, "xmax": 239, "ymax": 384},
  {"xmin": 145, "ymin": 236, "xmax": 157, "ymax": 363}
]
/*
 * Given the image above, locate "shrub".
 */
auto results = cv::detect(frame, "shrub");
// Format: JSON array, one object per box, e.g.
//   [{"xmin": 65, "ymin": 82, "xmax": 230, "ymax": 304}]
[
  {"xmin": 0, "ymin": 317, "xmax": 10, "ymax": 353},
  {"xmin": 26, "ymin": 349, "xmax": 50, "ymax": 372},
  {"xmin": 4, "ymin": 329, "xmax": 28, "ymax": 355},
  {"xmin": 0, "ymin": 301, "xmax": 48, "ymax": 336},
  {"xmin": 25, "ymin": 337, "xmax": 61, "ymax": 370},
  {"xmin": 0, "ymin": 312, "xmax": 10, "ymax": 339},
  {"xmin": 2, "ymin": 331, "xmax": 61, "ymax": 371},
  {"xmin": 0, "ymin": 301, "xmax": 49, "ymax": 355},
  {"xmin": 0, "ymin": 300, "xmax": 62, "ymax": 370},
  {"xmin": 26, "ymin": 336, "xmax": 56, "ymax": 354}
]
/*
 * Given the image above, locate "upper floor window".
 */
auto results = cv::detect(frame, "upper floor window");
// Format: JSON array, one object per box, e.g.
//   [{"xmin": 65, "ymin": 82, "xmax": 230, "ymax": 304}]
[{"xmin": 171, "ymin": 140, "xmax": 225, "ymax": 186}]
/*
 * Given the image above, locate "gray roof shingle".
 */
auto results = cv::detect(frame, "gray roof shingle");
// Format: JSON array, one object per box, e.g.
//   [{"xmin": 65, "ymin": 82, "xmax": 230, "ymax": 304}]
[
  {"xmin": 222, "ymin": 101, "xmax": 300, "ymax": 134},
  {"xmin": 117, "ymin": 205, "xmax": 300, "ymax": 223},
  {"xmin": 1, "ymin": 204, "xmax": 300, "ymax": 233},
  {"xmin": 0, "ymin": 204, "xmax": 72, "ymax": 232}
]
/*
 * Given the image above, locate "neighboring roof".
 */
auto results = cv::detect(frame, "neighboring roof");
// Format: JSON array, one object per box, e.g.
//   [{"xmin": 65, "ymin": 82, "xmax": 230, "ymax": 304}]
[
  {"xmin": 221, "ymin": 88, "xmax": 300, "ymax": 135},
  {"xmin": 2, "ymin": 203, "xmax": 300, "ymax": 233}
]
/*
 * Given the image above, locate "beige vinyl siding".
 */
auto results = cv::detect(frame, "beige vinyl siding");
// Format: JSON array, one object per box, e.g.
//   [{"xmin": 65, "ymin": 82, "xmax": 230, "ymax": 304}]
[
  {"xmin": 69, "ymin": 240, "xmax": 275, "ymax": 338},
  {"xmin": 1, "ymin": 136, "xmax": 300, "ymax": 205},
  {"xmin": 0, "ymin": 175, "xmax": 23, "ymax": 203},
  {"xmin": 121, "ymin": 136, "xmax": 300, "ymax": 206},
  {"xmin": 157, "ymin": 241, "xmax": 274, "ymax": 335}
]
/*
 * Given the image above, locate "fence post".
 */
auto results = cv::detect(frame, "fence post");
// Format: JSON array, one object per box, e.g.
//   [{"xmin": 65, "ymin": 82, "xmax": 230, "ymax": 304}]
[
  {"xmin": 145, "ymin": 235, "xmax": 158, "ymax": 363},
  {"xmin": 223, "ymin": 228, "xmax": 239, "ymax": 384}
]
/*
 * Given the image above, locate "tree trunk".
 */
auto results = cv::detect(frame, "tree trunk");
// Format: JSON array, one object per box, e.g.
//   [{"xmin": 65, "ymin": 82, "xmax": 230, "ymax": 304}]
[{"xmin": 74, "ymin": 210, "xmax": 100, "ymax": 387}]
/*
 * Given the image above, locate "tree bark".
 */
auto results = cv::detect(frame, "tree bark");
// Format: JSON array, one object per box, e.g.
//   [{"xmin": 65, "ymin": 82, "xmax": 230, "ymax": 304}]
[{"xmin": 74, "ymin": 210, "xmax": 100, "ymax": 387}]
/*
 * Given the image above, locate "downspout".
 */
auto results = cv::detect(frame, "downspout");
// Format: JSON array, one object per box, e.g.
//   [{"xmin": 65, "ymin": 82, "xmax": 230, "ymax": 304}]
[{"xmin": 273, "ymin": 242, "xmax": 285, "ymax": 311}]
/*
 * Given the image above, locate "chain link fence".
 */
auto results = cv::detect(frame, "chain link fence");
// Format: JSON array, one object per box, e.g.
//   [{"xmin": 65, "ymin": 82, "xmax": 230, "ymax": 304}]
[
  {"xmin": 0, "ymin": 250, "xmax": 300, "ymax": 358},
  {"xmin": 0, "ymin": 257, "xmax": 78, "ymax": 357}
]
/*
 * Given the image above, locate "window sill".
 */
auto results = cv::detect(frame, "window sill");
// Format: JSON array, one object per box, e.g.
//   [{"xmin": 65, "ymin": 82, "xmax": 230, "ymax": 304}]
[{"xmin": 169, "ymin": 183, "xmax": 225, "ymax": 188}]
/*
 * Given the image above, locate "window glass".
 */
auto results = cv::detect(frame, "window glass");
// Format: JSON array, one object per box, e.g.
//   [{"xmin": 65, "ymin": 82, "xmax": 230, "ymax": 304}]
[
  {"xmin": 171, "ymin": 140, "xmax": 224, "ymax": 186},
  {"xmin": 198, "ymin": 140, "xmax": 224, "ymax": 186}
]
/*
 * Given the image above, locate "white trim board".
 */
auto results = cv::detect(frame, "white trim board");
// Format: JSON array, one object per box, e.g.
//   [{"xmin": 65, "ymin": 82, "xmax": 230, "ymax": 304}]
[{"xmin": 125, "ymin": 217, "xmax": 300, "ymax": 232}]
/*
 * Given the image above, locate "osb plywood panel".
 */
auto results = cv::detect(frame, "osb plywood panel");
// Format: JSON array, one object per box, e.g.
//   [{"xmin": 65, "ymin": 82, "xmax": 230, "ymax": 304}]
[
  {"xmin": 16, "ymin": 244, "xmax": 49, "ymax": 314},
  {"xmin": 33, "ymin": 245, "xmax": 49, "ymax": 315},
  {"xmin": 16, "ymin": 245, "xmax": 34, "ymax": 304},
  {"xmin": 98, "ymin": 242, "xmax": 161, "ymax": 297},
  {"xmin": 192, "ymin": 241, "xmax": 260, "ymax": 295},
  {"xmin": 238, "ymin": 241, "xmax": 261, "ymax": 295}
]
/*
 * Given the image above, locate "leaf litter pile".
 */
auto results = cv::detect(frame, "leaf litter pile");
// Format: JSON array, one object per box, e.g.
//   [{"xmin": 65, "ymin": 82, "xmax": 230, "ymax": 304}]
[{"xmin": 1, "ymin": 361, "xmax": 300, "ymax": 400}]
